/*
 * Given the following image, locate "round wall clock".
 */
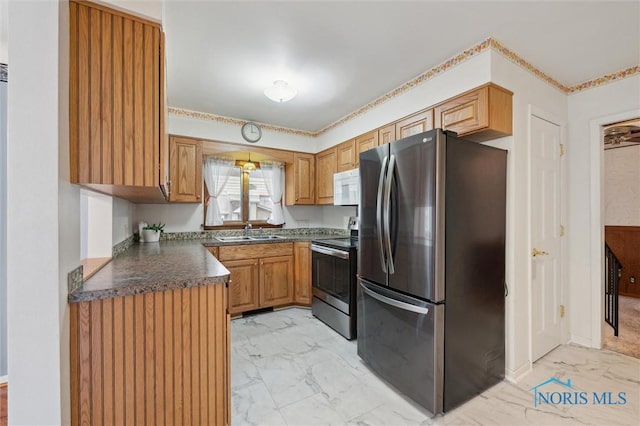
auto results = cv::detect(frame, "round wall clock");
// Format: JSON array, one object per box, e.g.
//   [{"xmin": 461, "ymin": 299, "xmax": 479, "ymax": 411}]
[{"xmin": 241, "ymin": 122, "xmax": 262, "ymax": 143}]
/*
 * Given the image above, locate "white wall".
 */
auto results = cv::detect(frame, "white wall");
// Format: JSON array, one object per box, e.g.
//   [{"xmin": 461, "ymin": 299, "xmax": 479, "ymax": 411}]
[
  {"xmin": 316, "ymin": 51, "xmax": 492, "ymax": 150},
  {"xmin": 604, "ymin": 145, "xmax": 640, "ymax": 226},
  {"xmin": 0, "ymin": 0, "xmax": 7, "ymax": 63},
  {"xmin": 134, "ymin": 202, "xmax": 325, "ymax": 232},
  {"xmin": 0, "ymin": 53, "xmax": 6, "ymax": 380},
  {"xmin": 7, "ymin": 1, "xmax": 75, "ymax": 424},
  {"xmin": 490, "ymin": 52, "xmax": 569, "ymax": 379},
  {"xmin": 567, "ymin": 75, "xmax": 640, "ymax": 348},
  {"xmin": 98, "ymin": 0, "xmax": 162, "ymax": 22},
  {"xmin": 169, "ymin": 114, "xmax": 316, "ymax": 153},
  {"xmin": 80, "ymin": 190, "xmax": 113, "ymax": 258},
  {"xmin": 113, "ymin": 196, "xmax": 134, "ymax": 244}
]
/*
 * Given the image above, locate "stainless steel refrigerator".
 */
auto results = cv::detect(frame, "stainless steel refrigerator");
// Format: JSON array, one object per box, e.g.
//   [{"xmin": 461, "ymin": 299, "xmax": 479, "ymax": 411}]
[{"xmin": 357, "ymin": 128, "xmax": 506, "ymax": 415}]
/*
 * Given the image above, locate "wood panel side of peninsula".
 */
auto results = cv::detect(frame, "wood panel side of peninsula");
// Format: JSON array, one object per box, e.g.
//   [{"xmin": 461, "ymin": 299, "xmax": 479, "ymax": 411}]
[{"xmin": 70, "ymin": 284, "xmax": 230, "ymax": 426}]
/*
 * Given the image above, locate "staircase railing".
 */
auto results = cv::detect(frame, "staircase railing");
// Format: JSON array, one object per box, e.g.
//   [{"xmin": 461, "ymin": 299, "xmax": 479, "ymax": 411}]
[{"xmin": 604, "ymin": 243, "xmax": 622, "ymax": 336}]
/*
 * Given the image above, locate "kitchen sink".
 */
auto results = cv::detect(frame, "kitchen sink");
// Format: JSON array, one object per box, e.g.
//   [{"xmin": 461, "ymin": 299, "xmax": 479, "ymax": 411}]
[
  {"xmin": 215, "ymin": 236, "xmax": 253, "ymax": 242},
  {"xmin": 214, "ymin": 235, "xmax": 286, "ymax": 242},
  {"xmin": 249, "ymin": 235, "xmax": 286, "ymax": 241}
]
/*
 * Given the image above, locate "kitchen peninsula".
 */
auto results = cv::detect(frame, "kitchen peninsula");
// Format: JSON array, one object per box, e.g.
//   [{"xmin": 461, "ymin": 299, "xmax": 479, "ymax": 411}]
[{"xmin": 68, "ymin": 241, "xmax": 231, "ymax": 426}]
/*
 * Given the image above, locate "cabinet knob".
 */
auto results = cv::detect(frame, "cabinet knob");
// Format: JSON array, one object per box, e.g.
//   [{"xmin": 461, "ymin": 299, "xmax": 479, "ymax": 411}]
[
  {"xmin": 196, "ymin": 195, "xmax": 201, "ymax": 199},
  {"xmin": 254, "ymin": 263, "xmax": 258, "ymax": 267},
  {"xmin": 228, "ymin": 279, "xmax": 233, "ymax": 283}
]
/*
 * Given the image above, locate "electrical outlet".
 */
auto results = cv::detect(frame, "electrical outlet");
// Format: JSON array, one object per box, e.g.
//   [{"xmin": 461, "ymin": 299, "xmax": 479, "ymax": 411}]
[{"xmin": 630, "ymin": 276, "xmax": 636, "ymax": 284}]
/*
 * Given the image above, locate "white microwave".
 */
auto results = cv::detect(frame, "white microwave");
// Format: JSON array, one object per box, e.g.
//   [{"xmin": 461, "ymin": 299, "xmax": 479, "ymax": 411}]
[{"xmin": 334, "ymin": 169, "xmax": 360, "ymax": 206}]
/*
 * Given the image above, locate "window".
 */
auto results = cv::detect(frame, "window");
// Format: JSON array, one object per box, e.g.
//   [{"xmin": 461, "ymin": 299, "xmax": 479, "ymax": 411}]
[{"xmin": 203, "ymin": 158, "xmax": 285, "ymax": 229}]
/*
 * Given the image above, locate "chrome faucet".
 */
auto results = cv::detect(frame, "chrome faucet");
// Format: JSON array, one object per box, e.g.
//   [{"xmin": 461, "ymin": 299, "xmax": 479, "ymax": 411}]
[{"xmin": 244, "ymin": 222, "xmax": 253, "ymax": 236}]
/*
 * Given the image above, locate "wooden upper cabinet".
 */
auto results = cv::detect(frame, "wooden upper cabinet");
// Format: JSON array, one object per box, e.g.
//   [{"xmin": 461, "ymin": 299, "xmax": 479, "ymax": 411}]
[
  {"xmin": 69, "ymin": 1, "xmax": 166, "ymax": 202},
  {"xmin": 285, "ymin": 153, "xmax": 315, "ymax": 205},
  {"xmin": 316, "ymin": 147, "xmax": 337, "ymax": 205},
  {"xmin": 355, "ymin": 130, "xmax": 379, "ymax": 167},
  {"xmin": 434, "ymin": 83, "xmax": 513, "ymax": 142},
  {"xmin": 395, "ymin": 109, "xmax": 434, "ymax": 141},
  {"xmin": 337, "ymin": 139, "xmax": 356, "ymax": 172},
  {"xmin": 168, "ymin": 136, "xmax": 202, "ymax": 203},
  {"xmin": 378, "ymin": 124, "xmax": 396, "ymax": 145}
]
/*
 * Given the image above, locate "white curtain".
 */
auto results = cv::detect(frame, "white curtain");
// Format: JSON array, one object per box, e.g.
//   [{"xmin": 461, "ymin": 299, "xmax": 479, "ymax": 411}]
[
  {"xmin": 260, "ymin": 161, "xmax": 285, "ymax": 225},
  {"xmin": 203, "ymin": 157, "xmax": 236, "ymax": 226}
]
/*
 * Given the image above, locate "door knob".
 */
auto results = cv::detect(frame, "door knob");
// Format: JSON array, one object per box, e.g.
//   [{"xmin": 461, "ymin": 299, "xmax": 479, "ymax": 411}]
[{"xmin": 532, "ymin": 248, "xmax": 549, "ymax": 257}]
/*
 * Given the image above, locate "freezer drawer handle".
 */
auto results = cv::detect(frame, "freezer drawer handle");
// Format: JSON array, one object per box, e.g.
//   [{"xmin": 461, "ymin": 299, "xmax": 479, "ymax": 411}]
[
  {"xmin": 311, "ymin": 244, "xmax": 349, "ymax": 259},
  {"xmin": 360, "ymin": 282, "xmax": 429, "ymax": 315}
]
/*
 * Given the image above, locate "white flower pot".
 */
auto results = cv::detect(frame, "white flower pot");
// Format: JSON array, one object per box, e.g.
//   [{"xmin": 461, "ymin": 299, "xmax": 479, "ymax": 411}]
[{"xmin": 141, "ymin": 229, "xmax": 161, "ymax": 243}]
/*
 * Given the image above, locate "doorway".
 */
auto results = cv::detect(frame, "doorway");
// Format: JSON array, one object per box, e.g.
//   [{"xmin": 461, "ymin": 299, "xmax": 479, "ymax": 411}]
[
  {"xmin": 530, "ymin": 112, "xmax": 564, "ymax": 361},
  {"xmin": 601, "ymin": 118, "xmax": 640, "ymax": 358}
]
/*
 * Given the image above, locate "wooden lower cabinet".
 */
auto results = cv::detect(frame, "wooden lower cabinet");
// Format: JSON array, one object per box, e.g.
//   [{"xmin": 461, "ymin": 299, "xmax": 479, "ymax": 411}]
[
  {"xmin": 294, "ymin": 242, "xmax": 312, "ymax": 305},
  {"xmin": 219, "ymin": 243, "xmax": 295, "ymax": 313},
  {"xmin": 70, "ymin": 285, "xmax": 230, "ymax": 426},
  {"xmin": 226, "ymin": 258, "xmax": 260, "ymax": 314},
  {"xmin": 260, "ymin": 256, "xmax": 295, "ymax": 307}
]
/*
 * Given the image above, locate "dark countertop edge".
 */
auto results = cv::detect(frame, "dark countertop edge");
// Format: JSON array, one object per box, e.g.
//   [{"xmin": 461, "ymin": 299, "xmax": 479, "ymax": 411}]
[
  {"xmin": 201, "ymin": 234, "xmax": 342, "ymax": 247},
  {"xmin": 68, "ymin": 274, "xmax": 229, "ymax": 304},
  {"xmin": 68, "ymin": 231, "xmax": 344, "ymax": 304}
]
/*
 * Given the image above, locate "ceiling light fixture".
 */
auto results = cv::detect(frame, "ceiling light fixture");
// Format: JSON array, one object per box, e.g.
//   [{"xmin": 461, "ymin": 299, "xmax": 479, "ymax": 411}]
[{"xmin": 264, "ymin": 80, "xmax": 297, "ymax": 103}]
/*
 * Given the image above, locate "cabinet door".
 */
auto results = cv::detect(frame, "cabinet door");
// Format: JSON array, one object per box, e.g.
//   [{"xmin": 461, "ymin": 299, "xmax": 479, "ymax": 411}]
[
  {"xmin": 260, "ymin": 255, "xmax": 294, "ymax": 307},
  {"xmin": 433, "ymin": 84, "xmax": 512, "ymax": 141},
  {"xmin": 355, "ymin": 130, "xmax": 379, "ymax": 167},
  {"xmin": 289, "ymin": 153, "xmax": 315, "ymax": 205},
  {"xmin": 337, "ymin": 139, "xmax": 356, "ymax": 172},
  {"xmin": 316, "ymin": 147, "xmax": 337, "ymax": 205},
  {"xmin": 168, "ymin": 136, "xmax": 202, "ymax": 203},
  {"xmin": 225, "ymin": 259, "xmax": 260, "ymax": 315},
  {"xmin": 378, "ymin": 124, "xmax": 396, "ymax": 145},
  {"xmin": 395, "ymin": 109, "xmax": 434, "ymax": 140},
  {"xmin": 70, "ymin": 1, "xmax": 161, "ymax": 189},
  {"xmin": 294, "ymin": 242, "xmax": 312, "ymax": 305}
]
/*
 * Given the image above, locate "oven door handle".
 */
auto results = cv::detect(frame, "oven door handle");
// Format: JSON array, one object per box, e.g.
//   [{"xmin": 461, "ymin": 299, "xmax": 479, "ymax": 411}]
[
  {"xmin": 360, "ymin": 282, "xmax": 429, "ymax": 315},
  {"xmin": 311, "ymin": 244, "xmax": 350, "ymax": 259}
]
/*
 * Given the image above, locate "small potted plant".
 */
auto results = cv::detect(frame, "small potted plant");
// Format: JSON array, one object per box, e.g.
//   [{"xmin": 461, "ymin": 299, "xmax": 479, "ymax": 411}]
[{"xmin": 141, "ymin": 223, "xmax": 165, "ymax": 243}]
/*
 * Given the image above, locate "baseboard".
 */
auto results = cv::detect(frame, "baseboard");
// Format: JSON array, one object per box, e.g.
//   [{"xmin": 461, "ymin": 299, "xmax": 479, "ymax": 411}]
[
  {"xmin": 505, "ymin": 362, "xmax": 531, "ymax": 383},
  {"xmin": 0, "ymin": 376, "xmax": 7, "ymax": 386},
  {"xmin": 569, "ymin": 334, "xmax": 594, "ymax": 348}
]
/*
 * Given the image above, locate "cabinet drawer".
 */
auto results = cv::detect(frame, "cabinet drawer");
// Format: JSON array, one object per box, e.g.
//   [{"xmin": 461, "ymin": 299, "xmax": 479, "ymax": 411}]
[{"xmin": 218, "ymin": 242, "xmax": 294, "ymax": 261}]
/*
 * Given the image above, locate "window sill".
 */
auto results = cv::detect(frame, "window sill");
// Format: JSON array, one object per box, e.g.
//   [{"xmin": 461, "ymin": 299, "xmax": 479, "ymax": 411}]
[
  {"xmin": 81, "ymin": 257, "xmax": 112, "ymax": 281},
  {"xmin": 202, "ymin": 223, "xmax": 284, "ymax": 231}
]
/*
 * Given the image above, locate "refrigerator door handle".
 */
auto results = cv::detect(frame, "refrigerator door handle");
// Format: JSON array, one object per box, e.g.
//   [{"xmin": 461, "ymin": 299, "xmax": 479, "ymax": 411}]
[
  {"xmin": 360, "ymin": 282, "xmax": 429, "ymax": 315},
  {"xmin": 377, "ymin": 155, "xmax": 389, "ymax": 273},
  {"xmin": 383, "ymin": 154, "xmax": 396, "ymax": 274}
]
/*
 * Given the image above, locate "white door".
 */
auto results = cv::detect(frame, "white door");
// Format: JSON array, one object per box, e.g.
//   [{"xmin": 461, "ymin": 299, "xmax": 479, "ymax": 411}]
[{"xmin": 531, "ymin": 114, "xmax": 563, "ymax": 361}]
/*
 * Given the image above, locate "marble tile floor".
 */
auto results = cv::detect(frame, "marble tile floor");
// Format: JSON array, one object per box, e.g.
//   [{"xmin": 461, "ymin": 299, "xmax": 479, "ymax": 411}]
[
  {"xmin": 603, "ymin": 295, "xmax": 640, "ymax": 359},
  {"xmin": 231, "ymin": 308, "xmax": 640, "ymax": 426}
]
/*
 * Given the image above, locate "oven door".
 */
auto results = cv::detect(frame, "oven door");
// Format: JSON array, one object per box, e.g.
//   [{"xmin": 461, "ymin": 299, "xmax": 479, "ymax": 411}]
[{"xmin": 311, "ymin": 244, "xmax": 352, "ymax": 315}]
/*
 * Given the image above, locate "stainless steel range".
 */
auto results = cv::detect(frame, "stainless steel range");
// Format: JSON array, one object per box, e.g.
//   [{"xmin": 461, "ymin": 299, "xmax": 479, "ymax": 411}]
[{"xmin": 311, "ymin": 229, "xmax": 358, "ymax": 339}]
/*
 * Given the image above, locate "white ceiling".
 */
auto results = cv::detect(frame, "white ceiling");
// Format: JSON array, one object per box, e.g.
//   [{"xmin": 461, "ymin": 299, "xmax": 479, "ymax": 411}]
[{"xmin": 165, "ymin": 1, "xmax": 639, "ymax": 133}]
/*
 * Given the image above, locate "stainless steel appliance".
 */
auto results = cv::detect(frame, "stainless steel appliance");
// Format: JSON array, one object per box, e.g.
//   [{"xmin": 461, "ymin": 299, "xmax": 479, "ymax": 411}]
[
  {"xmin": 357, "ymin": 129, "xmax": 506, "ymax": 415},
  {"xmin": 311, "ymin": 229, "xmax": 358, "ymax": 339}
]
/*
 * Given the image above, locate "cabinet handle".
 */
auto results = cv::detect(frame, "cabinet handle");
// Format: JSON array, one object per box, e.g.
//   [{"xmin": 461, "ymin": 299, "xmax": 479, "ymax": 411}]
[
  {"xmin": 229, "ymin": 279, "xmax": 233, "ymax": 283},
  {"xmin": 196, "ymin": 194, "xmax": 201, "ymax": 199},
  {"xmin": 254, "ymin": 263, "xmax": 258, "ymax": 266}
]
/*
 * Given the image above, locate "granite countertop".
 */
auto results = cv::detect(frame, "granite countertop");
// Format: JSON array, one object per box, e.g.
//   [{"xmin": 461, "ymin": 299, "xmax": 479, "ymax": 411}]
[
  {"xmin": 69, "ymin": 229, "xmax": 350, "ymax": 303},
  {"xmin": 69, "ymin": 240, "xmax": 230, "ymax": 303}
]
